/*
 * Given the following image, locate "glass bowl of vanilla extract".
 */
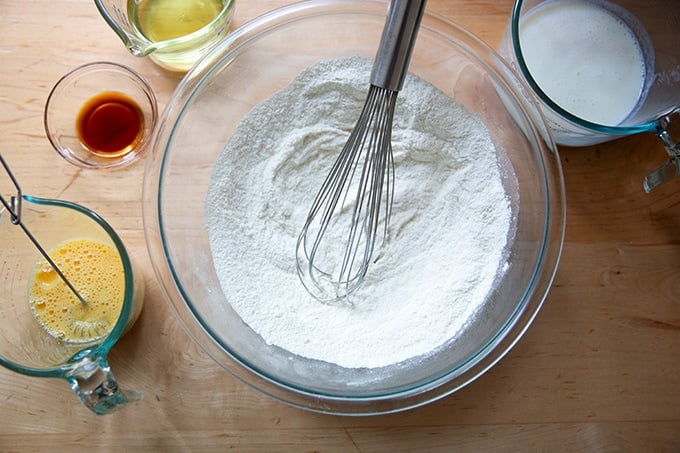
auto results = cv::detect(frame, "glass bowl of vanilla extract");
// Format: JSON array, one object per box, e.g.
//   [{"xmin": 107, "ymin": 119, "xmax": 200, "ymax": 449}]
[{"xmin": 44, "ymin": 61, "xmax": 158, "ymax": 170}]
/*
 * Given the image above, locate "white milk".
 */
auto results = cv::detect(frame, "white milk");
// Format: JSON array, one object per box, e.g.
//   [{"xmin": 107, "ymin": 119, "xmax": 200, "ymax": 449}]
[{"xmin": 519, "ymin": 0, "xmax": 647, "ymax": 126}]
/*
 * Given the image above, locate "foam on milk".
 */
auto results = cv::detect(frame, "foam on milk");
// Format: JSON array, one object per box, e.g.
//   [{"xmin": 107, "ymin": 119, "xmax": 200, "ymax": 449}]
[{"xmin": 519, "ymin": 0, "xmax": 647, "ymax": 126}]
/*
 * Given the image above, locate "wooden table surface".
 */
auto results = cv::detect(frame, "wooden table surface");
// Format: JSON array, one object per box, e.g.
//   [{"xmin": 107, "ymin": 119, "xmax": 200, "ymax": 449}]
[{"xmin": 1, "ymin": 0, "xmax": 679, "ymax": 451}]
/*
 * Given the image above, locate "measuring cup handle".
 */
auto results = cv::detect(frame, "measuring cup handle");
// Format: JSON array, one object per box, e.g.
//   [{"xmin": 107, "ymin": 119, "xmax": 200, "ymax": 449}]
[
  {"xmin": 66, "ymin": 355, "xmax": 142, "ymax": 415},
  {"xmin": 644, "ymin": 114, "xmax": 680, "ymax": 193}
]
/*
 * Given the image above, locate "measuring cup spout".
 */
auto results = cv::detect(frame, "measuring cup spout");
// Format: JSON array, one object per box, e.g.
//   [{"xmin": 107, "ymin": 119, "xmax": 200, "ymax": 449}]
[
  {"xmin": 93, "ymin": 0, "xmax": 155, "ymax": 57},
  {"xmin": 92, "ymin": 0, "xmax": 236, "ymax": 71},
  {"xmin": 67, "ymin": 355, "xmax": 142, "ymax": 415}
]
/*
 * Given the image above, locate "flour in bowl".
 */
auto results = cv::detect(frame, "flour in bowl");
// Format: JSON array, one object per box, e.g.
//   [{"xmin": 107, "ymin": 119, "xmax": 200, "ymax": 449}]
[{"xmin": 205, "ymin": 57, "xmax": 513, "ymax": 369}]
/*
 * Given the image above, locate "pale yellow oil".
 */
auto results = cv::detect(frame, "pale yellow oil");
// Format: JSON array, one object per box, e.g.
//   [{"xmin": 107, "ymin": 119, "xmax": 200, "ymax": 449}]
[
  {"xmin": 133, "ymin": 0, "xmax": 224, "ymax": 42},
  {"xmin": 29, "ymin": 238, "xmax": 125, "ymax": 344}
]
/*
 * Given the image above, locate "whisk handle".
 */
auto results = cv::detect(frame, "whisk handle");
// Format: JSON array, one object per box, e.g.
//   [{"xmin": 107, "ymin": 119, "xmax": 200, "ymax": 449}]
[{"xmin": 371, "ymin": 0, "xmax": 427, "ymax": 92}]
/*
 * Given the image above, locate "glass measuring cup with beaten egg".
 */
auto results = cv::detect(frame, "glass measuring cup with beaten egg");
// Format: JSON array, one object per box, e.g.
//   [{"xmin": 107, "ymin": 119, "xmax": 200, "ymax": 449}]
[{"xmin": 0, "ymin": 155, "xmax": 144, "ymax": 415}]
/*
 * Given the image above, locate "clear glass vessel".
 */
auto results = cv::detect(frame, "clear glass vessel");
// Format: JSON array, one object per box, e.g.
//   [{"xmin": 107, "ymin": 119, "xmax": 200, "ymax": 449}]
[
  {"xmin": 499, "ymin": 0, "xmax": 680, "ymax": 191},
  {"xmin": 95, "ymin": 0, "xmax": 236, "ymax": 72},
  {"xmin": 0, "ymin": 194, "xmax": 144, "ymax": 415},
  {"xmin": 143, "ymin": 0, "xmax": 565, "ymax": 415},
  {"xmin": 44, "ymin": 62, "xmax": 157, "ymax": 170}
]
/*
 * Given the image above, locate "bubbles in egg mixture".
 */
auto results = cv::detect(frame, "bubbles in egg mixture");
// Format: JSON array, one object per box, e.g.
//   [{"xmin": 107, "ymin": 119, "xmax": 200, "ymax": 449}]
[{"xmin": 29, "ymin": 238, "xmax": 125, "ymax": 344}]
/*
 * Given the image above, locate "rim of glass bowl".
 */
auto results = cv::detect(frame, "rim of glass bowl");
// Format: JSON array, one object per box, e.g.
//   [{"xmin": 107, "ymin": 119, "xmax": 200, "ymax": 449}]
[{"xmin": 143, "ymin": 0, "xmax": 566, "ymax": 415}]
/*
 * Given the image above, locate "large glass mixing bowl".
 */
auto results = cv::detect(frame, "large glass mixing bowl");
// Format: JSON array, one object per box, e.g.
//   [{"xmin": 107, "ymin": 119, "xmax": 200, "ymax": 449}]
[{"xmin": 143, "ymin": 0, "xmax": 565, "ymax": 415}]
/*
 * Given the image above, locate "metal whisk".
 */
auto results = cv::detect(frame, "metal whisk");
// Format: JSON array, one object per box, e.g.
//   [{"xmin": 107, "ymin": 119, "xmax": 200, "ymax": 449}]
[
  {"xmin": 0, "ymin": 153, "xmax": 88, "ymax": 306},
  {"xmin": 296, "ymin": 0, "xmax": 427, "ymax": 302}
]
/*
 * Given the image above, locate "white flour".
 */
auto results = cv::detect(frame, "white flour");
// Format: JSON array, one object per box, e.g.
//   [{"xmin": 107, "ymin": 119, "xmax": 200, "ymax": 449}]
[{"xmin": 206, "ymin": 57, "xmax": 513, "ymax": 369}]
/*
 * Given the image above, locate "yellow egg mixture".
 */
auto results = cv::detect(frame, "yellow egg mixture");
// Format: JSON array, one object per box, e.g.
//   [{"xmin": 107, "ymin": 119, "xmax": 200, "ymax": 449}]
[{"xmin": 29, "ymin": 238, "xmax": 125, "ymax": 344}]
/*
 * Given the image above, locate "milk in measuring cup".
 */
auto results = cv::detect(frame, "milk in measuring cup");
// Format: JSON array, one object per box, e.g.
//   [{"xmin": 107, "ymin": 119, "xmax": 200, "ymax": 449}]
[{"xmin": 519, "ymin": 0, "xmax": 648, "ymax": 126}]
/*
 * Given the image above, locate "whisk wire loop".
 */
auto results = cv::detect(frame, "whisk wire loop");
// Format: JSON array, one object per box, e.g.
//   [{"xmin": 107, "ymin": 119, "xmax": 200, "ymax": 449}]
[
  {"xmin": 296, "ymin": 0, "xmax": 425, "ymax": 302},
  {"xmin": 296, "ymin": 86, "xmax": 397, "ymax": 302}
]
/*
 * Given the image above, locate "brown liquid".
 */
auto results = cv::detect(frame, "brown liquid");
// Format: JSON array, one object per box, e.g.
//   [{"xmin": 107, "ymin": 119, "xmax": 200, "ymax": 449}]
[{"xmin": 76, "ymin": 92, "xmax": 144, "ymax": 157}]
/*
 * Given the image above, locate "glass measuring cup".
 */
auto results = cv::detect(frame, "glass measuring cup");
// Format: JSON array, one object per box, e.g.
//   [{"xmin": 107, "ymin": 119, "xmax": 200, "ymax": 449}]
[
  {"xmin": 499, "ymin": 0, "xmax": 680, "ymax": 192},
  {"xmin": 94, "ymin": 0, "xmax": 236, "ymax": 72},
  {"xmin": 0, "ymin": 191, "xmax": 144, "ymax": 415}
]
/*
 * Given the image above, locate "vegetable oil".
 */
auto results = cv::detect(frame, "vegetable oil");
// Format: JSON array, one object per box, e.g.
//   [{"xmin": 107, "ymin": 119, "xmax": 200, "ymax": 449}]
[{"xmin": 131, "ymin": 0, "xmax": 224, "ymax": 42}]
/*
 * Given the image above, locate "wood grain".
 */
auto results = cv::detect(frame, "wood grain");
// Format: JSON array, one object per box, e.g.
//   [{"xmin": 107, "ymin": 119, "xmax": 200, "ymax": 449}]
[{"xmin": 1, "ymin": 0, "xmax": 679, "ymax": 451}]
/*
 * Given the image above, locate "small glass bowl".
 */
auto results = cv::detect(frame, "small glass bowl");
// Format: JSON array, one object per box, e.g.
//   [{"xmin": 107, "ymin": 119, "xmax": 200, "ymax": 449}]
[{"xmin": 44, "ymin": 61, "xmax": 158, "ymax": 170}]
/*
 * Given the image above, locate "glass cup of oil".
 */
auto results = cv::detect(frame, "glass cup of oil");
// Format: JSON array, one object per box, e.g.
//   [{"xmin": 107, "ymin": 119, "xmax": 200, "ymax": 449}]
[
  {"xmin": 95, "ymin": 0, "xmax": 236, "ymax": 72},
  {"xmin": 44, "ymin": 62, "xmax": 158, "ymax": 170}
]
